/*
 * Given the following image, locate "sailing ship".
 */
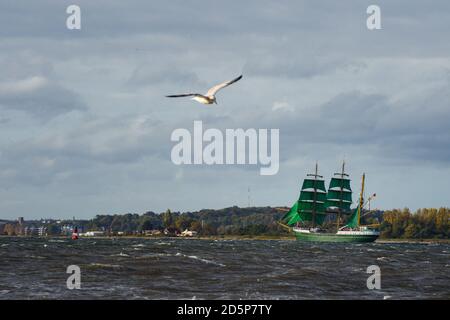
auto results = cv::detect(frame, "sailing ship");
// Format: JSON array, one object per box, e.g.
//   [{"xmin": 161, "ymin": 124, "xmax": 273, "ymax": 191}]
[{"xmin": 280, "ymin": 162, "xmax": 380, "ymax": 243}]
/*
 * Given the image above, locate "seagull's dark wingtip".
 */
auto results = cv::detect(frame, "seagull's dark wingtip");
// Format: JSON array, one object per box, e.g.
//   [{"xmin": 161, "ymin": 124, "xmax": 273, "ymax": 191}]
[{"xmin": 231, "ymin": 75, "xmax": 243, "ymax": 84}]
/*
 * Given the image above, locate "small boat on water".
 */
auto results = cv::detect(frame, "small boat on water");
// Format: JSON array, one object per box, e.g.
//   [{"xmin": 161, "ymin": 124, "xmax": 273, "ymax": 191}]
[{"xmin": 279, "ymin": 162, "xmax": 380, "ymax": 243}]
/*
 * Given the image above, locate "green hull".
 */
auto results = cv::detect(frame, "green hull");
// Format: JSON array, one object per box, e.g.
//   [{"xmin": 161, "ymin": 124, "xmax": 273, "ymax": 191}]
[{"xmin": 294, "ymin": 231, "xmax": 378, "ymax": 243}]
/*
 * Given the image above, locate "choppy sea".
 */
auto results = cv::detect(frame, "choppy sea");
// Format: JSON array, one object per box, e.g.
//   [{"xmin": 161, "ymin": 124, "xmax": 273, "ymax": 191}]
[{"xmin": 0, "ymin": 237, "xmax": 448, "ymax": 299}]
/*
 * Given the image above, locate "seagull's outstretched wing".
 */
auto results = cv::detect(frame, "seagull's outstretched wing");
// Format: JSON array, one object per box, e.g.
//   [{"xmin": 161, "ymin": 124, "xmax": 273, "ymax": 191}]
[
  {"xmin": 206, "ymin": 75, "xmax": 242, "ymax": 97},
  {"xmin": 166, "ymin": 93, "xmax": 200, "ymax": 98}
]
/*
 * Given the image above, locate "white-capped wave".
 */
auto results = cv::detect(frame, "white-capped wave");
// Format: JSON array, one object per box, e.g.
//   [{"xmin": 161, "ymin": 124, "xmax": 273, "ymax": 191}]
[
  {"xmin": 175, "ymin": 252, "xmax": 225, "ymax": 267},
  {"xmin": 112, "ymin": 252, "xmax": 130, "ymax": 257},
  {"xmin": 89, "ymin": 263, "xmax": 123, "ymax": 269},
  {"xmin": 156, "ymin": 241, "xmax": 172, "ymax": 246}
]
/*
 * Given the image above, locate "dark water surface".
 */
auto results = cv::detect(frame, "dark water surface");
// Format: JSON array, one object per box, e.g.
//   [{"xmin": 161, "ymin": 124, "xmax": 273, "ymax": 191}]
[{"xmin": 0, "ymin": 237, "xmax": 448, "ymax": 299}]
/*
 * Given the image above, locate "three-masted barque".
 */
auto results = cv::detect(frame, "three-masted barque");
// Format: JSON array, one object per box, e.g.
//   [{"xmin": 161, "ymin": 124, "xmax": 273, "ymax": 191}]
[{"xmin": 281, "ymin": 162, "xmax": 380, "ymax": 243}]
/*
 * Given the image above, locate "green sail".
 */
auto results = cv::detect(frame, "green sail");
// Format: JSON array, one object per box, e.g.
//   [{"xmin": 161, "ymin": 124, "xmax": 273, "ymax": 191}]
[
  {"xmin": 284, "ymin": 200, "xmax": 327, "ymax": 226},
  {"xmin": 283, "ymin": 165, "xmax": 328, "ymax": 227},
  {"xmin": 297, "ymin": 177, "xmax": 327, "ymax": 226},
  {"xmin": 295, "ymin": 209, "xmax": 326, "ymax": 225},
  {"xmin": 329, "ymin": 177, "xmax": 351, "ymax": 190},
  {"xmin": 283, "ymin": 202, "xmax": 304, "ymax": 226},
  {"xmin": 302, "ymin": 178, "xmax": 326, "ymax": 190},
  {"xmin": 282, "ymin": 202, "xmax": 298, "ymax": 224},
  {"xmin": 326, "ymin": 176, "xmax": 352, "ymax": 212},
  {"xmin": 287, "ymin": 209, "xmax": 302, "ymax": 225},
  {"xmin": 345, "ymin": 206, "xmax": 359, "ymax": 228}
]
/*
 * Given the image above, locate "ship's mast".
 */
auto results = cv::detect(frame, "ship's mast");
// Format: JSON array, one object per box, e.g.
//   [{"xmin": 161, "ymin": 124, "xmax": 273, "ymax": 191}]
[
  {"xmin": 336, "ymin": 161, "xmax": 345, "ymax": 232},
  {"xmin": 357, "ymin": 173, "xmax": 365, "ymax": 227},
  {"xmin": 312, "ymin": 163, "xmax": 317, "ymax": 228},
  {"xmin": 308, "ymin": 162, "xmax": 322, "ymax": 229}
]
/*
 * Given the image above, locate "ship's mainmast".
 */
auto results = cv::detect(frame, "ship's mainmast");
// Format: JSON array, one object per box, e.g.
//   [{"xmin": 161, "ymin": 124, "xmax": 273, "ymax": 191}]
[
  {"xmin": 307, "ymin": 162, "xmax": 322, "ymax": 228},
  {"xmin": 336, "ymin": 161, "xmax": 347, "ymax": 232}
]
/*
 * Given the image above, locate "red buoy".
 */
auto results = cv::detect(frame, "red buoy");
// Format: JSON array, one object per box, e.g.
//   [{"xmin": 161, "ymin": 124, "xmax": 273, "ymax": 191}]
[{"xmin": 72, "ymin": 226, "xmax": 79, "ymax": 240}]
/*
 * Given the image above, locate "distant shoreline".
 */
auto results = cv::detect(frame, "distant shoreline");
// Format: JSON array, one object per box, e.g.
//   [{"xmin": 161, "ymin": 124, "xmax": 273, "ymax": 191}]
[{"xmin": 1, "ymin": 234, "xmax": 449, "ymax": 244}]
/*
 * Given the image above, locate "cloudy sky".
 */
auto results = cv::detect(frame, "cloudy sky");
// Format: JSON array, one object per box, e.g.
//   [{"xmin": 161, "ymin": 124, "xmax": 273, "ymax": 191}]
[{"xmin": 0, "ymin": 1, "xmax": 449, "ymax": 219}]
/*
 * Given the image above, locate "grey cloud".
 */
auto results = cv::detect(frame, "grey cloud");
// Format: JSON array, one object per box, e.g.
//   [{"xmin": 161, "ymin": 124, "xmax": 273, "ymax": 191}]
[
  {"xmin": 0, "ymin": 53, "xmax": 54, "ymax": 81},
  {"xmin": 6, "ymin": 115, "xmax": 170, "ymax": 165},
  {"xmin": 260, "ymin": 88, "xmax": 450, "ymax": 164},
  {"xmin": 244, "ymin": 54, "xmax": 354, "ymax": 79},
  {"xmin": 127, "ymin": 65, "xmax": 201, "ymax": 87},
  {"xmin": 0, "ymin": 115, "xmax": 174, "ymax": 188},
  {"xmin": 1, "ymin": 0, "xmax": 450, "ymax": 218},
  {"xmin": 0, "ymin": 53, "xmax": 87, "ymax": 120},
  {"xmin": 0, "ymin": 78, "xmax": 87, "ymax": 120}
]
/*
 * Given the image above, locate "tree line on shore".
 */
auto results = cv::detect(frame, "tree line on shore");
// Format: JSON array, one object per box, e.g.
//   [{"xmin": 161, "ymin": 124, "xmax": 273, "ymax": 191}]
[
  {"xmin": 84, "ymin": 206, "xmax": 286, "ymax": 236},
  {"xmin": 378, "ymin": 208, "xmax": 448, "ymax": 239},
  {"xmin": 68, "ymin": 206, "xmax": 450, "ymax": 239},
  {"xmin": 2, "ymin": 206, "xmax": 448, "ymax": 239}
]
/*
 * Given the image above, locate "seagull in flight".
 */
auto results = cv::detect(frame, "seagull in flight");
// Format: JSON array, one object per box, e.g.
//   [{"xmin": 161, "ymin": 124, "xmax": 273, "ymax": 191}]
[{"xmin": 166, "ymin": 75, "xmax": 243, "ymax": 105}]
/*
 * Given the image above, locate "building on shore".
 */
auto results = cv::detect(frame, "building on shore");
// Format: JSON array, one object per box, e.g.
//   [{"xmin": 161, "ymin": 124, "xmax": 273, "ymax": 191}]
[
  {"xmin": 2, "ymin": 223, "xmax": 24, "ymax": 236},
  {"xmin": 163, "ymin": 227, "xmax": 180, "ymax": 237},
  {"xmin": 60, "ymin": 225, "xmax": 83, "ymax": 236},
  {"xmin": 81, "ymin": 231, "xmax": 105, "ymax": 237},
  {"xmin": 0, "ymin": 222, "xmax": 6, "ymax": 235},
  {"xmin": 144, "ymin": 230, "xmax": 162, "ymax": 236},
  {"xmin": 23, "ymin": 226, "xmax": 47, "ymax": 236},
  {"xmin": 180, "ymin": 229, "xmax": 198, "ymax": 237}
]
